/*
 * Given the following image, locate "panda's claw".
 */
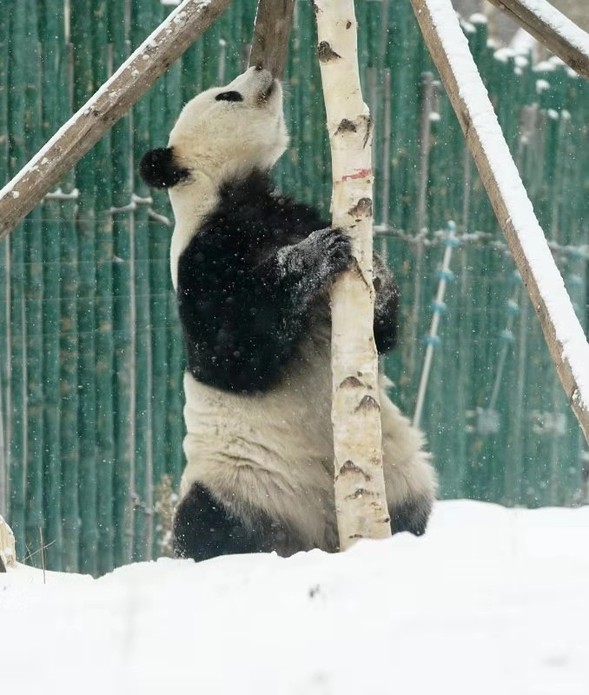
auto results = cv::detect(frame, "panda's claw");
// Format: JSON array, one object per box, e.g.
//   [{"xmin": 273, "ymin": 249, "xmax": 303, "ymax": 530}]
[{"xmin": 302, "ymin": 226, "xmax": 353, "ymax": 281}]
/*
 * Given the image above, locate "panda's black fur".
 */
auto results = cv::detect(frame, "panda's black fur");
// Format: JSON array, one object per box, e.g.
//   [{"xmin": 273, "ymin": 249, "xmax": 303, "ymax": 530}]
[
  {"xmin": 176, "ymin": 170, "xmax": 397, "ymax": 394},
  {"xmin": 140, "ymin": 67, "xmax": 436, "ymax": 562}
]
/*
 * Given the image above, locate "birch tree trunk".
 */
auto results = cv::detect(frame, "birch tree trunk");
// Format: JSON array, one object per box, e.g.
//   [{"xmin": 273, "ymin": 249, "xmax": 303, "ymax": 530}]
[{"xmin": 314, "ymin": 0, "xmax": 391, "ymax": 550}]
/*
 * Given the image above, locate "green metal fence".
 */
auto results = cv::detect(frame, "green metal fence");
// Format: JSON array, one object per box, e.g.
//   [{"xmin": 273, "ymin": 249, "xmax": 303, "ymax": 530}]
[{"xmin": 0, "ymin": 0, "xmax": 587, "ymax": 574}]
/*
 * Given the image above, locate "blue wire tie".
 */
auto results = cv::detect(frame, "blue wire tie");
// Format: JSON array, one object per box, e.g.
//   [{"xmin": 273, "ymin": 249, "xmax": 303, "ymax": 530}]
[
  {"xmin": 424, "ymin": 334, "xmax": 442, "ymax": 347},
  {"xmin": 431, "ymin": 300, "xmax": 447, "ymax": 314},
  {"xmin": 436, "ymin": 268, "xmax": 455, "ymax": 282},
  {"xmin": 444, "ymin": 235, "xmax": 461, "ymax": 248},
  {"xmin": 569, "ymin": 249, "xmax": 586, "ymax": 262},
  {"xmin": 500, "ymin": 329, "xmax": 515, "ymax": 343},
  {"xmin": 506, "ymin": 299, "xmax": 520, "ymax": 315}
]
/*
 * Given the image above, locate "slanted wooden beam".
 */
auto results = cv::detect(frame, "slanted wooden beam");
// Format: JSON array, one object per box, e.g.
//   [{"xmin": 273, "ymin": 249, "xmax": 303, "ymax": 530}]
[
  {"xmin": 0, "ymin": 0, "xmax": 232, "ymax": 239},
  {"xmin": 487, "ymin": 0, "xmax": 589, "ymax": 78},
  {"xmin": 249, "ymin": 0, "xmax": 296, "ymax": 78},
  {"xmin": 411, "ymin": 0, "xmax": 589, "ymax": 443}
]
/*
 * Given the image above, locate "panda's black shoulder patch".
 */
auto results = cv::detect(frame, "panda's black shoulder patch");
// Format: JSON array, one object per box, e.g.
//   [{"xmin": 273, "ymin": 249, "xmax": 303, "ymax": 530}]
[
  {"xmin": 176, "ymin": 170, "xmax": 330, "ymax": 393},
  {"xmin": 213, "ymin": 170, "xmax": 325, "ymax": 243},
  {"xmin": 139, "ymin": 147, "xmax": 190, "ymax": 189}
]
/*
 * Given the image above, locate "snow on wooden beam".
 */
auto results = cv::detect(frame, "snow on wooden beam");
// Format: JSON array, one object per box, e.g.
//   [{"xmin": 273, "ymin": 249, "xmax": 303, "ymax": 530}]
[
  {"xmin": 411, "ymin": 0, "xmax": 589, "ymax": 443},
  {"xmin": 249, "ymin": 0, "xmax": 295, "ymax": 78},
  {"xmin": 487, "ymin": 0, "xmax": 589, "ymax": 78},
  {"xmin": 0, "ymin": 0, "xmax": 232, "ymax": 239}
]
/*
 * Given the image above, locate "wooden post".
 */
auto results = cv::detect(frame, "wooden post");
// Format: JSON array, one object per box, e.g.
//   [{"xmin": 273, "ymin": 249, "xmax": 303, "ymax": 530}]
[
  {"xmin": 249, "ymin": 0, "xmax": 296, "ymax": 78},
  {"xmin": 314, "ymin": 0, "xmax": 391, "ymax": 550},
  {"xmin": 410, "ymin": 0, "xmax": 589, "ymax": 444},
  {"xmin": 487, "ymin": 0, "xmax": 589, "ymax": 79},
  {"xmin": 0, "ymin": 515, "xmax": 16, "ymax": 571},
  {"xmin": 0, "ymin": 0, "xmax": 232, "ymax": 239}
]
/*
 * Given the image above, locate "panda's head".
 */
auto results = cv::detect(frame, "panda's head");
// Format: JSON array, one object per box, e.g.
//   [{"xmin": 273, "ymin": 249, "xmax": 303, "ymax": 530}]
[{"xmin": 140, "ymin": 67, "xmax": 288, "ymax": 191}]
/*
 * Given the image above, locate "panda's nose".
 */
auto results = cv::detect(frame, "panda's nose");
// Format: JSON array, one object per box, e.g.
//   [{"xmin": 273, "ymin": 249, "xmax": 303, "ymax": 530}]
[{"xmin": 253, "ymin": 63, "xmax": 264, "ymax": 71}]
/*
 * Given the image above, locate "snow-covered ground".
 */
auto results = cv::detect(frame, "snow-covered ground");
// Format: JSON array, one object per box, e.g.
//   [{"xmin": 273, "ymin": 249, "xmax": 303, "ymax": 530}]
[{"xmin": 2, "ymin": 500, "xmax": 588, "ymax": 694}]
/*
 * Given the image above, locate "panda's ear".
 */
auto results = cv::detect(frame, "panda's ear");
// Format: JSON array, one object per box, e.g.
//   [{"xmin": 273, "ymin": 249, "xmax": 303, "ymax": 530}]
[{"xmin": 139, "ymin": 147, "xmax": 190, "ymax": 189}]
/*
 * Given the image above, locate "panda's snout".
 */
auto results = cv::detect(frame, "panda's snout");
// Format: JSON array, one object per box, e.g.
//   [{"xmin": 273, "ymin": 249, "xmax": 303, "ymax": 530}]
[
  {"xmin": 224, "ymin": 67, "xmax": 281, "ymax": 109},
  {"xmin": 253, "ymin": 69, "xmax": 280, "ymax": 107},
  {"xmin": 258, "ymin": 79, "xmax": 278, "ymax": 104}
]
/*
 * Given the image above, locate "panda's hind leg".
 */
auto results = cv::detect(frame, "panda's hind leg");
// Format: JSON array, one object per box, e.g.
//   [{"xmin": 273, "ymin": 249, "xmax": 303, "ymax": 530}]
[
  {"xmin": 173, "ymin": 482, "xmax": 289, "ymax": 561},
  {"xmin": 390, "ymin": 494, "xmax": 433, "ymax": 536}
]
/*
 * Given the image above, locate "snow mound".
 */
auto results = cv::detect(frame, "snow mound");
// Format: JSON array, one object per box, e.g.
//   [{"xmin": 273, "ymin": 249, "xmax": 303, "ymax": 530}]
[{"xmin": 2, "ymin": 500, "xmax": 589, "ymax": 694}]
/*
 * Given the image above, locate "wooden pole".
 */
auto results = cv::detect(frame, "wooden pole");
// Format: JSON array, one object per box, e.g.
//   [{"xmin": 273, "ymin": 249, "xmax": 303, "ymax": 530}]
[
  {"xmin": 0, "ymin": 0, "xmax": 232, "ymax": 239},
  {"xmin": 0, "ymin": 514, "xmax": 16, "ymax": 571},
  {"xmin": 314, "ymin": 0, "xmax": 391, "ymax": 550},
  {"xmin": 487, "ymin": 0, "xmax": 589, "ymax": 79},
  {"xmin": 249, "ymin": 0, "xmax": 295, "ymax": 78},
  {"xmin": 410, "ymin": 0, "xmax": 589, "ymax": 444}
]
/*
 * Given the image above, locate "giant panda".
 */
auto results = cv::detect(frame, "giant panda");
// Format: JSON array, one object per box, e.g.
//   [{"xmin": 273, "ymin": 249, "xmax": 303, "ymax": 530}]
[{"xmin": 139, "ymin": 66, "xmax": 437, "ymax": 561}]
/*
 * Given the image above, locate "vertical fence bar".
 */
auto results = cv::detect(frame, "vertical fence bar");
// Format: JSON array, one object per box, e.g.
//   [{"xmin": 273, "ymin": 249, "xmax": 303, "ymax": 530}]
[
  {"xmin": 149, "ymin": 0, "xmax": 168, "ymax": 557},
  {"xmin": 302, "ymin": 0, "xmax": 317, "ymax": 209},
  {"xmin": 110, "ymin": 0, "xmax": 135, "ymax": 569},
  {"xmin": 131, "ymin": 0, "xmax": 154, "ymax": 562},
  {"xmin": 23, "ymin": 0, "xmax": 45, "ymax": 567},
  {"xmin": 59, "ymin": 39, "xmax": 82, "ymax": 573},
  {"xmin": 164, "ymin": 47, "xmax": 184, "ymax": 489},
  {"xmin": 163, "ymin": 47, "xmax": 184, "ymax": 490},
  {"xmin": 7, "ymin": 0, "xmax": 28, "ymax": 561},
  {"xmin": 407, "ymin": 72, "xmax": 435, "ymax": 394},
  {"xmin": 281, "ymin": 7, "xmax": 300, "ymax": 198},
  {"xmin": 72, "ymin": 0, "xmax": 99, "ymax": 575},
  {"xmin": 0, "ymin": 0, "xmax": 9, "ymax": 519},
  {"xmin": 39, "ymin": 0, "xmax": 64, "ymax": 571},
  {"xmin": 93, "ymin": 0, "xmax": 115, "ymax": 576}
]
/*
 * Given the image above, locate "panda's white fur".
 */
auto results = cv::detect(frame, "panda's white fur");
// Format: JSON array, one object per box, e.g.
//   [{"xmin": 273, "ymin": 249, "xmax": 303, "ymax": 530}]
[
  {"xmin": 139, "ymin": 67, "xmax": 437, "ymax": 560},
  {"xmin": 166, "ymin": 68, "xmax": 289, "ymax": 289},
  {"xmin": 182, "ymin": 359, "xmax": 434, "ymax": 552}
]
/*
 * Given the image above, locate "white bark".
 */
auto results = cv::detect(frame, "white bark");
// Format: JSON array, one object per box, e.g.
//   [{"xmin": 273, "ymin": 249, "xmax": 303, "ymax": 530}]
[{"xmin": 314, "ymin": 0, "xmax": 390, "ymax": 550}]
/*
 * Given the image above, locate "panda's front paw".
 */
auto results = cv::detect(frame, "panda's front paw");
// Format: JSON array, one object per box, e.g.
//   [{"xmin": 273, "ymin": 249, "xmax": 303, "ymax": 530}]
[{"xmin": 301, "ymin": 227, "xmax": 353, "ymax": 282}]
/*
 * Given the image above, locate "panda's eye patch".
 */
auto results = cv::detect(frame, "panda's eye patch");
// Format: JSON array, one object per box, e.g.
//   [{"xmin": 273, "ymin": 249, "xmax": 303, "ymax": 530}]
[{"xmin": 215, "ymin": 91, "xmax": 243, "ymax": 102}]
